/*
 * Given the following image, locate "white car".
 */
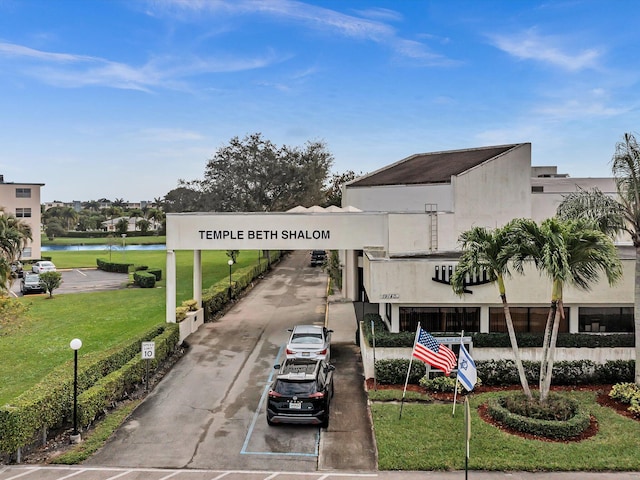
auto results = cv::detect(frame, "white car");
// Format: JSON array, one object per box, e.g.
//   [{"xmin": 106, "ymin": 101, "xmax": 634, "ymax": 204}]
[
  {"xmin": 32, "ymin": 261, "xmax": 57, "ymax": 274},
  {"xmin": 285, "ymin": 324, "xmax": 333, "ymax": 361}
]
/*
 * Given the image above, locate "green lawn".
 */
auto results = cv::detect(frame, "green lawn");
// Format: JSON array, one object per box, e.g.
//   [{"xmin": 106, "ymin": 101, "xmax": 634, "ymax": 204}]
[
  {"xmin": 372, "ymin": 391, "xmax": 640, "ymax": 471},
  {"xmin": 0, "ymin": 248, "xmax": 264, "ymax": 405}
]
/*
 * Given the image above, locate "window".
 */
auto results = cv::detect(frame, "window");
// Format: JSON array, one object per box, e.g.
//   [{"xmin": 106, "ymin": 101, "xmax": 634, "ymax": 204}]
[
  {"xmin": 489, "ymin": 307, "xmax": 569, "ymax": 333},
  {"xmin": 21, "ymin": 247, "xmax": 31, "ymax": 259},
  {"xmin": 15, "ymin": 188, "xmax": 31, "ymax": 198},
  {"xmin": 16, "ymin": 208, "xmax": 31, "ymax": 218},
  {"xmin": 531, "ymin": 186, "xmax": 544, "ymax": 193},
  {"xmin": 399, "ymin": 306, "xmax": 479, "ymax": 333},
  {"xmin": 579, "ymin": 307, "xmax": 633, "ymax": 333}
]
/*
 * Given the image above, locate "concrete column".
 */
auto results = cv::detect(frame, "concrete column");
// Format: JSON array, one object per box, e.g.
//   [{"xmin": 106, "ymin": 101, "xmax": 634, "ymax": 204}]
[
  {"xmin": 193, "ymin": 250, "xmax": 202, "ymax": 307},
  {"xmin": 480, "ymin": 306, "xmax": 490, "ymax": 333},
  {"xmin": 166, "ymin": 249, "xmax": 176, "ymax": 323}
]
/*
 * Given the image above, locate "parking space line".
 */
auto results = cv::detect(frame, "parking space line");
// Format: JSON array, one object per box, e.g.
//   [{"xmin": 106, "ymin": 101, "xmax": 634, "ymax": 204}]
[{"xmin": 240, "ymin": 346, "xmax": 319, "ymax": 457}]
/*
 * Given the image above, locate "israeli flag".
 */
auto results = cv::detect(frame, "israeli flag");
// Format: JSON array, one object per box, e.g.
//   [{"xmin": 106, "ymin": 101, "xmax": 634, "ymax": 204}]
[{"xmin": 457, "ymin": 343, "xmax": 477, "ymax": 391}]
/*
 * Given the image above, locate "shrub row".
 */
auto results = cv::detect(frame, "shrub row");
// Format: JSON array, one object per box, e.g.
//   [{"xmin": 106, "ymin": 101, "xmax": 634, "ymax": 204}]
[
  {"xmin": 96, "ymin": 258, "xmax": 132, "ymax": 274},
  {"xmin": 77, "ymin": 325, "xmax": 178, "ymax": 427},
  {"xmin": 0, "ymin": 324, "xmax": 177, "ymax": 456},
  {"xmin": 133, "ymin": 271, "xmax": 156, "ymax": 288},
  {"xmin": 201, "ymin": 251, "xmax": 282, "ymax": 322},
  {"xmin": 486, "ymin": 392, "xmax": 591, "ymax": 439},
  {"xmin": 609, "ymin": 383, "xmax": 640, "ymax": 415},
  {"xmin": 374, "ymin": 358, "xmax": 634, "ymax": 386},
  {"xmin": 362, "ymin": 313, "xmax": 635, "ymax": 348}
]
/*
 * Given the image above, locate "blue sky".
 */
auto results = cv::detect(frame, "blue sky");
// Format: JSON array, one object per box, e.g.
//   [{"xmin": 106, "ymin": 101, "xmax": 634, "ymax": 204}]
[{"xmin": 0, "ymin": 0, "xmax": 638, "ymax": 203}]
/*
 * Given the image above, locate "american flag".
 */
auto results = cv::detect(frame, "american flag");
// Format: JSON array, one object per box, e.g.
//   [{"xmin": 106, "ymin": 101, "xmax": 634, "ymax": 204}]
[{"xmin": 412, "ymin": 328, "xmax": 457, "ymax": 375}]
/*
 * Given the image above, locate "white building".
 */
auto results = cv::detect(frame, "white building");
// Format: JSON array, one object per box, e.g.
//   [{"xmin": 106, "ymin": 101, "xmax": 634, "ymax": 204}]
[{"xmin": 341, "ymin": 143, "xmax": 634, "ymax": 336}]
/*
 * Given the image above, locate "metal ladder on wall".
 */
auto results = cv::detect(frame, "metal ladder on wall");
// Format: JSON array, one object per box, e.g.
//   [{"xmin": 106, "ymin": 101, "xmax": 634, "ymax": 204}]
[{"xmin": 425, "ymin": 203, "xmax": 438, "ymax": 252}]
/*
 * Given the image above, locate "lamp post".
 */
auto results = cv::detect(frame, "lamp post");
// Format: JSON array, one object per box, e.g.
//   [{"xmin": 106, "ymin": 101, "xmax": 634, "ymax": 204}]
[
  {"xmin": 227, "ymin": 259, "xmax": 234, "ymax": 301},
  {"xmin": 69, "ymin": 338, "xmax": 82, "ymax": 443},
  {"xmin": 121, "ymin": 233, "xmax": 127, "ymax": 262}
]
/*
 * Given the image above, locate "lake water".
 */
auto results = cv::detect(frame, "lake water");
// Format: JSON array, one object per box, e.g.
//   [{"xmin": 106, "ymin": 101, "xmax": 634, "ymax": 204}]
[{"xmin": 42, "ymin": 244, "xmax": 166, "ymax": 252}]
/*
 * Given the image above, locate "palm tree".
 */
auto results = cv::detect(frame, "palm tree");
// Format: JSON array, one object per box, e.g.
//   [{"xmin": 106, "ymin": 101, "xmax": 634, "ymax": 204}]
[
  {"xmin": 557, "ymin": 132, "xmax": 640, "ymax": 384},
  {"xmin": 61, "ymin": 207, "xmax": 78, "ymax": 231},
  {"xmin": 451, "ymin": 220, "xmax": 532, "ymax": 398},
  {"xmin": 516, "ymin": 218, "xmax": 622, "ymax": 402},
  {"xmin": 0, "ymin": 211, "xmax": 33, "ymax": 292}
]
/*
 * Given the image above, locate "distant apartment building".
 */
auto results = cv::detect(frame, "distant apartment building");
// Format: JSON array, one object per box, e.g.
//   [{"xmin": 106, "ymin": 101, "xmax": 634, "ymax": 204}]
[
  {"xmin": 0, "ymin": 175, "xmax": 44, "ymax": 260},
  {"xmin": 43, "ymin": 200, "xmax": 157, "ymax": 211}
]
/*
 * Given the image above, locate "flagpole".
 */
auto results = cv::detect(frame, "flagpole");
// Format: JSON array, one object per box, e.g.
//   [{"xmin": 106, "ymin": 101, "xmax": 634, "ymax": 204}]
[
  {"xmin": 371, "ymin": 318, "xmax": 377, "ymax": 391},
  {"xmin": 400, "ymin": 323, "xmax": 421, "ymax": 420},
  {"xmin": 452, "ymin": 330, "xmax": 464, "ymax": 416}
]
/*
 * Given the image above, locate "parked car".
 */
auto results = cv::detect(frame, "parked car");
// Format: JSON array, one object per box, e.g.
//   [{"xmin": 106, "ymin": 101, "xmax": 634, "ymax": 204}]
[
  {"xmin": 310, "ymin": 250, "xmax": 327, "ymax": 266},
  {"xmin": 266, "ymin": 358, "xmax": 335, "ymax": 427},
  {"xmin": 285, "ymin": 324, "xmax": 333, "ymax": 361},
  {"xmin": 32, "ymin": 261, "xmax": 56, "ymax": 274},
  {"xmin": 10, "ymin": 261, "xmax": 23, "ymax": 278},
  {"xmin": 20, "ymin": 273, "xmax": 44, "ymax": 294}
]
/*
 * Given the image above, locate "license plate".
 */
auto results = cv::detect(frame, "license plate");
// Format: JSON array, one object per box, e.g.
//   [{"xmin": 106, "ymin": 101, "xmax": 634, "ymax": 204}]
[
  {"xmin": 302, "ymin": 352, "xmax": 310, "ymax": 356},
  {"xmin": 289, "ymin": 401, "xmax": 302, "ymax": 409}
]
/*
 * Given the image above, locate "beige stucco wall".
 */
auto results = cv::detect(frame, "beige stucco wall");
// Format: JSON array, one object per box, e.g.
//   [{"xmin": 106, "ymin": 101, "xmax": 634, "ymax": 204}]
[
  {"xmin": 343, "ymin": 183, "xmax": 454, "ymax": 213},
  {"xmin": 452, "ymin": 143, "xmax": 532, "ymax": 234},
  {"xmin": 364, "ymin": 255, "xmax": 634, "ymax": 307},
  {"xmin": 0, "ymin": 181, "xmax": 42, "ymax": 260}
]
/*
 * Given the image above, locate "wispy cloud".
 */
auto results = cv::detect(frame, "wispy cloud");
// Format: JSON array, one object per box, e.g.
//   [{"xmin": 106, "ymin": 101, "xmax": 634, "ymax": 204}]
[
  {"xmin": 147, "ymin": 0, "xmax": 454, "ymax": 66},
  {"xmin": 0, "ymin": 41, "xmax": 283, "ymax": 91},
  {"xmin": 489, "ymin": 28, "xmax": 602, "ymax": 71},
  {"xmin": 0, "ymin": 42, "xmax": 97, "ymax": 63},
  {"xmin": 534, "ymin": 87, "xmax": 630, "ymax": 119}
]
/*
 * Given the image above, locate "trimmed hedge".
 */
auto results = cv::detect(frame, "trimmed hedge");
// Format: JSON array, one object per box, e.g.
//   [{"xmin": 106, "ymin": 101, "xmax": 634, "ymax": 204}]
[
  {"xmin": 373, "ymin": 358, "xmax": 634, "ymax": 386},
  {"xmin": 133, "ymin": 271, "xmax": 156, "ymax": 288},
  {"xmin": 486, "ymin": 392, "xmax": 591, "ymax": 439},
  {"xmin": 362, "ymin": 313, "xmax": 635, "ymax": 349},
  {"xmin": 374, "ymin": 359, "xmax": 426, "ymax": 384},
  {"xmin": 96, "ymin": 258, "xmax": 132, "ymax": 274},
  {"xmin": 0, "ymin": 324, "xmax": 178, "ymax": 456},
  {"xmin": 77, "ymin": 325, "xmax": 179, "ymax": 428},
  {"xmin": 201, "ymin": 251, "xmax": 282, "ymax": 322}
]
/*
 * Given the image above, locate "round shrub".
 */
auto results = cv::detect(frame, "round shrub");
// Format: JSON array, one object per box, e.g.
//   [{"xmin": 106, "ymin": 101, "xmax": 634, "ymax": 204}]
[{"xmin": 486, "ymin": 392, "xmax": 591, "ymax": 439}]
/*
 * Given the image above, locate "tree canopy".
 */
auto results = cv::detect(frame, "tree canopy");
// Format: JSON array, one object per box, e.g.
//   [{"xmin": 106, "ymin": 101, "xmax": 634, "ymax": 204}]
[{"xmin": 164, "ymin": 133, "xmax": 336, "ymax": 212}]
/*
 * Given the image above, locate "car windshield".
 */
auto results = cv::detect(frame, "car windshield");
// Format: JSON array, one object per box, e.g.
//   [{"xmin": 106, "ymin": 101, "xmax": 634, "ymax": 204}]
[
  {"xmin": 291, "ymin": 333, "xmax": 323, "ymax": 344},
  {"xmin": 274, "ymin": 380, "xmax": 318, "ymax": 396}
]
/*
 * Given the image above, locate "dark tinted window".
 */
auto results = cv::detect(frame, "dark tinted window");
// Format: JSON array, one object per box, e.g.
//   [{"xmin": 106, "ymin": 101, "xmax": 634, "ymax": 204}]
[{"xmin": 274, "ymin": 380, "xmax": 317, "ymax": 396}]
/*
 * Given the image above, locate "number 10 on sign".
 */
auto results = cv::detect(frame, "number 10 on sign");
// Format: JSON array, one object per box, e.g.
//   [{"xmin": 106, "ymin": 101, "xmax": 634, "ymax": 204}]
[{"xmin": 141, "ymin": 341, "xmax": 155, "ymax": 391}]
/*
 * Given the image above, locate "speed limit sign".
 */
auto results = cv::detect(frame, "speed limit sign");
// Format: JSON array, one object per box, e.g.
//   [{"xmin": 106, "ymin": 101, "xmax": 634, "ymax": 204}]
[{"xmin": 141, "ymin": 341, "xmax": 155, "ymax": 359}]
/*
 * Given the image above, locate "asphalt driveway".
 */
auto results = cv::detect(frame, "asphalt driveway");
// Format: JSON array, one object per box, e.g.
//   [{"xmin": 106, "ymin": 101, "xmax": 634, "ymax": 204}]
[
  {"xmin": 11, "ymin": 269, "xmax": 129, "ymax": 297},
  {"xmin": 84, "ymin": 251, "xmax": 376, "ymax": 471}
]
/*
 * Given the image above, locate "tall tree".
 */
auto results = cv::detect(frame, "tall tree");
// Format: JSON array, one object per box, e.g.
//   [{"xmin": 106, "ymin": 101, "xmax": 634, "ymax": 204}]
[
  {"xmin": 451, "ymin": 220, "xmax": 532, "ymax": 398},
  {"xmin": 515, "ymin": 218, "xmax": 622, "ymax": 402},
  {"xmin": 323, "ymin": 170, "xmax": 362, "ymax": 207},
  {"xmin": 194, "ymin": 133, "xmax": 333, "ymax": 212},
  {"xmin": 61, "ymin": 207, "xmax": 78, "ymax": 231},
  {"xmin": 557, "ymin": 132, "xmax": 640, "ymax": 384},
  {"xmin": 162, "ymin": 186, "xmax": 204, "ymax": 213}
]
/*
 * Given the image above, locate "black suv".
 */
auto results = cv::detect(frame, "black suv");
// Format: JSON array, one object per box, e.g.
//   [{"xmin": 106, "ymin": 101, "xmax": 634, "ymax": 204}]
[
  {"xmin": 310, "ymin": 250, "xmax": 327, "ymax": 266},
  {"xmin": 266, "ymin": 358, "xmax": 335, "ymax": 427}
]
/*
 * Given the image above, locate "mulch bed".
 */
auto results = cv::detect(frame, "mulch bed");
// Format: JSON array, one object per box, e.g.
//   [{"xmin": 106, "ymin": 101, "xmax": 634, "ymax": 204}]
[{"xmin": 365, "ymin": 379, "xmax": 640, "ymax": 442}]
